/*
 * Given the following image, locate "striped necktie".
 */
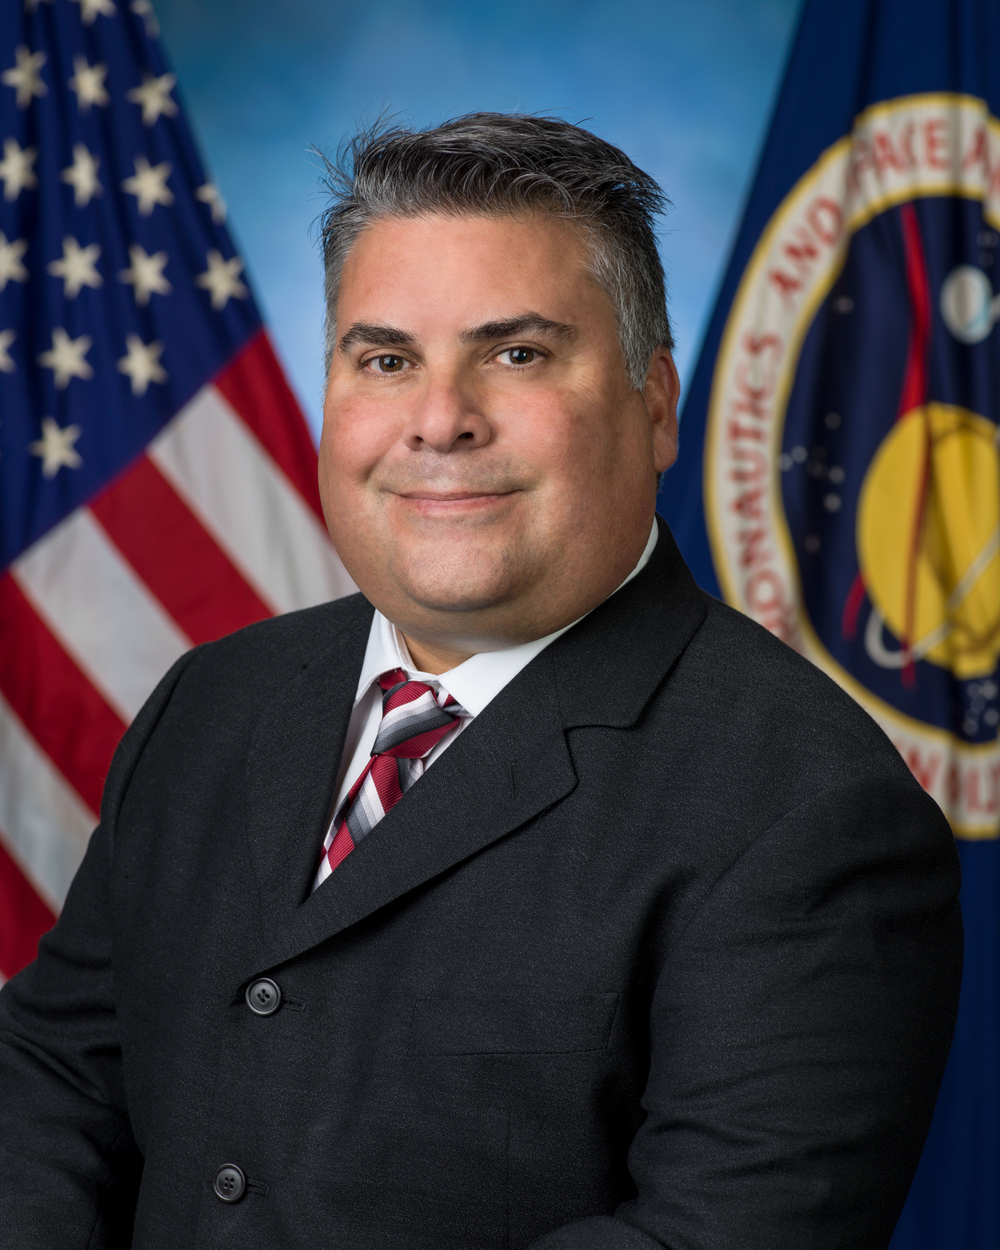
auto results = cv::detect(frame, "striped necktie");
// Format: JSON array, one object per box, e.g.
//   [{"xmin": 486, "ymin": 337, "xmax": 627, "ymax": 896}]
[{"xmin": 315, "ymin": 668, "xmax": 466, "ymax": 887}]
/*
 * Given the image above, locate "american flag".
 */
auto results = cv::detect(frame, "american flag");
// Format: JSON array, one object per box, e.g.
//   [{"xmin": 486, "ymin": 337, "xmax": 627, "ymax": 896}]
[{"xmin": 0, "ymin": 0, "xmax": 356, "ymax": 982}]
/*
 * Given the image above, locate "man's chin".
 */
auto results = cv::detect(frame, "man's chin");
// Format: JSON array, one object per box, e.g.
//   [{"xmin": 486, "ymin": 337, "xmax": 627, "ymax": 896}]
[
  {"xmin": 385, "ymin": 556, "xmax": 531, "ymax": 618},
  {"xmin": 401, "ymin": 580, "xmax": 516, "ymax": 615}
]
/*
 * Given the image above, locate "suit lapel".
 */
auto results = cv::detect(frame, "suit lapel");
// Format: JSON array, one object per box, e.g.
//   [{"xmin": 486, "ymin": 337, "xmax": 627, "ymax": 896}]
[
  {"xmin": 241, "ymin": 516, "xmax": 707, "ymax": 982},
  {"xmin": 550, "ymin": 517, "xmax": 707, "ymax": 729},
  {"xmin": 242, "ymin": 598, "xmax": 372, "ymax": 951},
  {"xmin": 247, "ymin": 645, "xmax": 577, "ymax": 976}
]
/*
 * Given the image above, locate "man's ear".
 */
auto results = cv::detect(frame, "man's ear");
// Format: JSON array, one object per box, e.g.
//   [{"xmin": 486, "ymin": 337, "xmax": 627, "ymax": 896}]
[{"xmin": 644, "ymin": 348, "xmax": 680, "ymax": 473}]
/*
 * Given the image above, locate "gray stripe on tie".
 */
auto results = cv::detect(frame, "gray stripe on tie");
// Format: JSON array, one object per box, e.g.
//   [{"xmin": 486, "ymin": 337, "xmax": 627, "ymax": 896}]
[{"xmin": 373, "ymin": 705, "xmax": 458, "ymax": 754}]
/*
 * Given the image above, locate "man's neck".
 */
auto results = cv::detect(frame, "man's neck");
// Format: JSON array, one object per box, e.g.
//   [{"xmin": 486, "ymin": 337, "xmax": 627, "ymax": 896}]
[{"xmin": 398, "ymin": 634, "xmax": 475, "ymax": 676}]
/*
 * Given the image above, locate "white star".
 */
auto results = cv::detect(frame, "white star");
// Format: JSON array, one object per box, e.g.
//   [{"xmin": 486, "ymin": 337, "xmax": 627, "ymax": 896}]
[
  {"xmin": 2, "ymin": 46, "xmax": 47, "ymax": 109},
  {"xmin": 118, "ymin": 243, "xmax": 170, "ymax": 306},
  {"xmin": 0, "ymin": 137, "xmax": 38, "ymax": 201},
  {"xmin": 25, "ymin": 0, "xmax": 54, "ymax": 14},
  {"xmin": 126, "ymin": 72, "xmax": 177, "ymax": 126},
  {"xmin": 0, "ymin": 233, "xmax": 29, "ymax": 291},
  {"xmin": 196, "ymin": 250, "xmax": 248, "ymax": 310},
  {"xmin": 71, "ymin": 0, "xmax": 116, "ymax": 24},
  {"xmin": 48, "ymin": 237, "xmax": 102, "ymax": 298},
  {"xmin": 37, "ymin": 327, "xmax": 93, "ymax": 388},
  {"xmin": 122, "ymin": 154, "xmax": 173, "ymax": 215},
  {"xmin": 130, "ymin": 0, "xmax": 159, "ymax": 37},
  {"xmin": 61, "ymin": 144, "xmax": 102, "ymax": 207},
  {"xmin": 117, "ymin": 333, "xmax": 166, "ymax": 395},
  {"xmin": 0, "ymin": 329, "xmax": 15, "ymax": 373},
  {"xmin": 195, "ymin": 181, "xmax": 227, "ymax": 224},
  {"xmin": 30, "ymin": 417, "xmax": 83, "ymax": 477},
  {"xmin": 68, "ymin": 56, "xmax": 110, "ymax": 111}
]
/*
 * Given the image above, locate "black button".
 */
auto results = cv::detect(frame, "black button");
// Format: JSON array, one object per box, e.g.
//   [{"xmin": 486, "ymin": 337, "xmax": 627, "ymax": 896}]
[
  {"xmin": 245, "ymin": 978, "xmax": 282, "ymax": 1016},
  {"xmin": 212, "ymin": 1163, "xmax": 245, "ymax": 1203}
]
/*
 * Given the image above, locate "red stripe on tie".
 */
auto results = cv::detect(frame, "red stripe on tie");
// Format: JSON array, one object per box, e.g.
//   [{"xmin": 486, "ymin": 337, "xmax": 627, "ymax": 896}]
[
  {"xmin": 0, "ymin": 832, "xmax": 56, "ymax": 980},
  {"xmin": 383, "ymin": 680, "xmax": 426, "ymax": 712},
  {"xmin": 370, "ymin": 751, "xmax": 404, "ymax": 813},
  {"xmin": 325, "ymin": 823, "xmax": 354, "ymax": 872},
  {"xmin": 0, "ymin": 572, "xmax": 125, "ymax": 815},
  {"xmin": 89, "ymin": 456, "xmax": 275, "ymax": 644},
  {"xmin": 212, "ymin": 330, "xmax": 326, "ymax": 524}
]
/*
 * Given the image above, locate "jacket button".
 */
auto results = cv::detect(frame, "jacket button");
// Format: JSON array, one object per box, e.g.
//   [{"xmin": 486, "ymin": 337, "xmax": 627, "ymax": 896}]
[
  {"xmin": 212, "ymin": 1163, "xmax": 246, "ymax": 1203},
  {"xmin": 245, "ymin": 977, "xmax": 282, "ymax": 1016}
]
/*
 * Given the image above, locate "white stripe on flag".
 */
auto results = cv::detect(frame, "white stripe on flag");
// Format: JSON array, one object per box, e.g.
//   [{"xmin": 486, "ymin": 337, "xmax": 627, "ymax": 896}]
[
  {"xmin": 0, "ymin": 692, "xmax": 96, "ymax": 912},
  {"xmin": 12, "ymin": 508, "xmax": 191, "ymax": 723},
  {"xmin": 149, "ymin": 386, "xmax": 357, "ymax": 614}
]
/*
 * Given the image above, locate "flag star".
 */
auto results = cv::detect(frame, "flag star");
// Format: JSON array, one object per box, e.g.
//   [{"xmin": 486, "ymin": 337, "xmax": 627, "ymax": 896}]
[
  {"xmin": 29, "ymin": 416, "xmax": 83, "ymax": 477},
  {"xmin": 61, "ymin": 144, "xmax": 102, "ymax": 207},
  {"xmin": 71, "ymin": 0, "xmax": 116, "ymax": 24},
  {"xmin": 196, "ymin": 249, "xmax": 248, "ymax": 310},
  {"xmin": 37, "ymin": 327, "xmax": 93, "ymax": 388},
  {"xmin": 25, "ymin": 0, "xmax": 54, "ymax": 13},
  {"xmin": 122, "ymin": 155, "xmax": 173, "ymax": 215},
  {"xmin": 118, "ymin": 243, "xmax": 170, "ymax": 305},
  {"xmin": 196, "ymin": 181, "xmax": 227, "ymax": 224},
  {"xmin": 117, "ymin": 333, "xmax": 167, "ymax": 395},
  {"xmin": 0, "ymin": 137, "xmax": 38, "ymax": 201},
  {"xmin": 130, "ymin": 0, "xmax": 159, "ymax": 37},
  {"xmin": 48, "ymin": 237, "xmax": 103, "ymax": 298},
  {"xmin": 69, "ymin": 56, "xmax": 110, "ymax": 111},
  {"xmin": 2, "ymin": 46, "xmax": 47, "ymax": 109},
  {"xmin": 0, "ymin": 329, "xmax": 15, "ymax": 373},
  {"xmin": 126, "ymin": 72, "xmax": 178, "ymax": 126},
  {"xmin": 0, "ymin": 233, "xmax": 29, "ymax": 291}
]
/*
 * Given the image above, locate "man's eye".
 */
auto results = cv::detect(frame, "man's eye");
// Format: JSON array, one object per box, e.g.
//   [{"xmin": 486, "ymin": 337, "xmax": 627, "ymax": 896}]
[
  {"xmin": 366, "ymin": 355, "xmax": 407, "ymax": 373},
  {"xmin": 499, "ymin": 347, "xmax": 538, "ymax": 366}
]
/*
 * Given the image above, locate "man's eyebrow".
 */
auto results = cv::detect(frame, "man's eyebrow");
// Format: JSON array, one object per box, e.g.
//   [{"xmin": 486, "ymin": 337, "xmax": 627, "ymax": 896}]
[
  {"xmin": 338, "ymin": 323, "xmax": 417, "ymax": 354},
  {"xmin": 461, "ymin": 314, "xmax": 578, "ymax": 344}
]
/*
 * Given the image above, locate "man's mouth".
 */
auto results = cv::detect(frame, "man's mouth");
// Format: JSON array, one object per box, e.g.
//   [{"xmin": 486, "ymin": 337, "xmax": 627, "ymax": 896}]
[{"xmin": 392, "ymin": 489, "xmax": 518, "ymax": 515}]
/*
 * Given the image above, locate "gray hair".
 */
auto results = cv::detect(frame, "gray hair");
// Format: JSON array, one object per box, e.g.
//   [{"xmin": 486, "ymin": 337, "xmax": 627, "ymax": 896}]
[{"xmin": 318, "ymin": 113, "xmax": 673, "ymax": 390}]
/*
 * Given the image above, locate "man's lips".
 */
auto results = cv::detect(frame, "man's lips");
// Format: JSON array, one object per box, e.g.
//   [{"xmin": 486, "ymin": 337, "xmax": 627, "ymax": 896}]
[
  {"xmin": 391, "ymin": 489, "xmax": 518, "ymax": 515},
  {"xmin": 397, "ymin": 490, "xmax": 515, "ymax": 501}
]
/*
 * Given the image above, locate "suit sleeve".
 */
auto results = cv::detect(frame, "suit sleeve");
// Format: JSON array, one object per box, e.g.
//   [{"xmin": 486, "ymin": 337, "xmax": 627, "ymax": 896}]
[
  {"xmin": 528, "ymin": 775, "xmax": 963, "ymax": 1250},
  {"xmin": 0, "ymin": 650, "xmax": 198, "ymax": 1250}
]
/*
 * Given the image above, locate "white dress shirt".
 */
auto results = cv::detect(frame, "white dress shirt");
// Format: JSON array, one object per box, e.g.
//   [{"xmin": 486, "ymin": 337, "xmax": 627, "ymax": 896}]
[{"xmin": 327, "ymin": 520, "xmax": 659, "ymax": 826}]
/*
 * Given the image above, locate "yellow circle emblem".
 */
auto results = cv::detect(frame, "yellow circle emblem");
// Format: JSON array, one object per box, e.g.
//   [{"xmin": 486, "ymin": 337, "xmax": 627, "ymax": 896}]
[{"xmin": 858, "ymin": 404, "xmax": 1000, "ymax": 680}]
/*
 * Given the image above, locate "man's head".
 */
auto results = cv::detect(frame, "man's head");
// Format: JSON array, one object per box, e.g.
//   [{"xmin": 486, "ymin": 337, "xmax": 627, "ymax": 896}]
[
  {"xmin": 317, "ymin": 114, "xmax": 680, "ymax": 672},
  {"xmin": 320, "ymin": 113, "xmax": 673, "ymax": 390}
]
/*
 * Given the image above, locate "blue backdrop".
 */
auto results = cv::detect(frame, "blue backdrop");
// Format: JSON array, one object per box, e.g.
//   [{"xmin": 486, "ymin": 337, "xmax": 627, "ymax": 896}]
[{"xmin": 153, "ymin": 0, "xmax": 802, "ymax": 439}]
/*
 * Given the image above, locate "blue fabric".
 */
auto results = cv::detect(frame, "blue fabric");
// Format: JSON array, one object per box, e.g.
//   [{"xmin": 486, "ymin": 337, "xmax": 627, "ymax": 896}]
[
  {"xmin": 660, "ymin": 2, "xmax": 1000, "ymax": 1244},
  {"xmin": 0, "ymin": 0, "xmax": 262, "ymax": 569}
]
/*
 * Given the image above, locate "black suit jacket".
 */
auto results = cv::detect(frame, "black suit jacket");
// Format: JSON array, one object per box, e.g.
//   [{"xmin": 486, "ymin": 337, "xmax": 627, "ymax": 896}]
[{"xmin": 0, "ymin": 520, "xmax": 962, "ymax": 1250}]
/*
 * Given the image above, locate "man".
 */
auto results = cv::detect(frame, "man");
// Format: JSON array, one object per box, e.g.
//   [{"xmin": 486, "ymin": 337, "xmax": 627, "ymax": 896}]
[{"xmin": 0, "ymin": 114, "xmax": 961, "ymax": 1250}]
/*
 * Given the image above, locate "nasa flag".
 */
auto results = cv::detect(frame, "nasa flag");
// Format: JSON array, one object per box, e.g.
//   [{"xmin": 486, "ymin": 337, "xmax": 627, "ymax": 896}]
[{"xmin": 659, "ymin": 0, "xmax": 999, "ymax": 1243}]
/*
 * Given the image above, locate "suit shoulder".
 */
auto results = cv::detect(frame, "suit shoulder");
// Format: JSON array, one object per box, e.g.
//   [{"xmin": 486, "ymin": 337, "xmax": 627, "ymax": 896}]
[
  {"xmin": 672, "ymin": 592, "xmax": 914, "ymax": 786},
  {"xmin": 173, "ymin": 593, "xmax": 372, "ymax": 705},
  {"xmin": 202, "ymin": 593, "xmax": 369, "ymax": 665}
]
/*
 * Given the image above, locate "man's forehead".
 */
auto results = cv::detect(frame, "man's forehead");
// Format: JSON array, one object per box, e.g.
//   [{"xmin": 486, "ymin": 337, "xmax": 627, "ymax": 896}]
[
  {"xmin": 335, "ymin": 213, "xmax": 609, "ymax": 347},
  {"xmin": 341, "ymin": 210, "xmax": 593, "ymax": 284}
]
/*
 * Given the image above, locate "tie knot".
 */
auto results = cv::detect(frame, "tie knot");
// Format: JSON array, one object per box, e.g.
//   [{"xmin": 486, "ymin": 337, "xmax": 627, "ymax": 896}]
[{"xmin": 373, "ymin": 669, "xmax": 464, "ymax": 758}]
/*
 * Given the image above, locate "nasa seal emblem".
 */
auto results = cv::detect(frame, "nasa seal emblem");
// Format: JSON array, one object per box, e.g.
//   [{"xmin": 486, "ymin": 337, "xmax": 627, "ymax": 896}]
[{"xmin": 704, "ymin": 92, "xmax": 1000, "ymax": 837}]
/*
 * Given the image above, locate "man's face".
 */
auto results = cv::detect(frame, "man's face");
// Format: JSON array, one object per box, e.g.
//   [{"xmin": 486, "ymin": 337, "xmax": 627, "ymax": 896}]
[{"xmin": 319, "ymin": 211, "xmax": 678, "ymax": 664}]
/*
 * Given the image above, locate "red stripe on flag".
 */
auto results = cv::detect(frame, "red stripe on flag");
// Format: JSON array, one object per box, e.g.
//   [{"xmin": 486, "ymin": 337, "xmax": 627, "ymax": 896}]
[
  {"xmin": 0, "ymin": 572, "xmax": 126, "ymax": 814},
  {"xmin": 0, "ymin": 832, "xmax": 57, "ymax": 981},
  {"xmin": 212, "ymin": 330, "xmax": 325, "ymax": 523},
  {"xmin": 90, "ymin": 455, "xmax": 275, "ymax": 644}
]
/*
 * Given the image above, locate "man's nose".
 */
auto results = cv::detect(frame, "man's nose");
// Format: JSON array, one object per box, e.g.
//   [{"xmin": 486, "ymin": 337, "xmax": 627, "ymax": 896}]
[{"xmin": 402, "ymin": 373, "xmax": 492, "ymax": 452}]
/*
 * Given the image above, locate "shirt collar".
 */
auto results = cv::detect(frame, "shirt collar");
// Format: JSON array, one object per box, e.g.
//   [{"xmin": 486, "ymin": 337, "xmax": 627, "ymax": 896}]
[{"xmin": 354, "ymin": 518, "xmax": 659, "ymax": 717}]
